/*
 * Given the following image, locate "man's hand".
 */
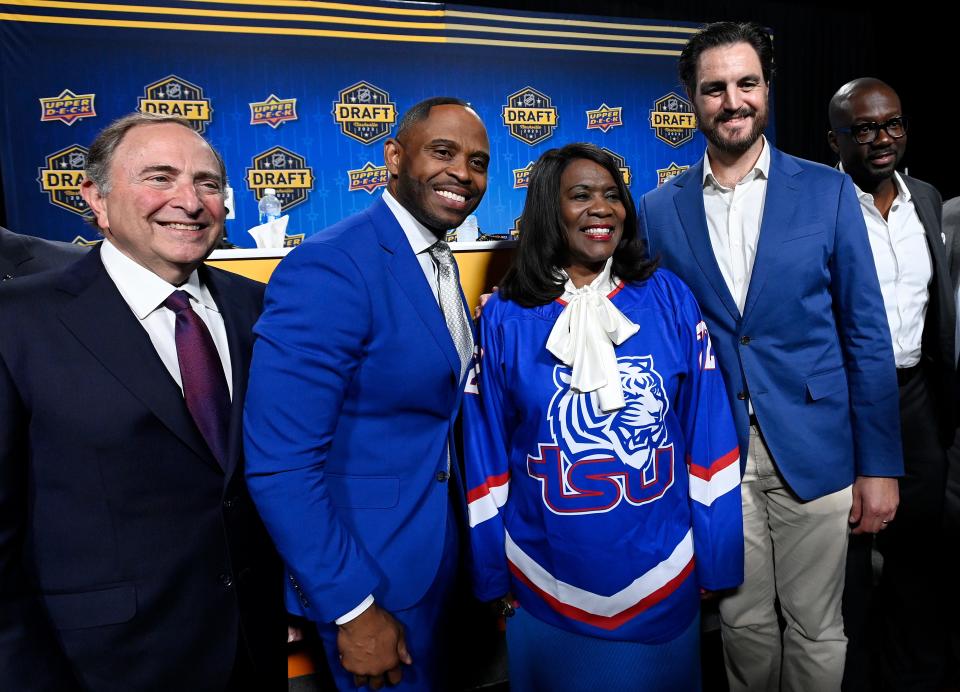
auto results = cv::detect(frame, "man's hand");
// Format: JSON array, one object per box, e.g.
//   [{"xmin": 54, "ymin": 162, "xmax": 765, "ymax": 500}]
[
  {"xmin": 849, "ymin": 475, "xmax": 899, "ymax": 534},
  {"xmin": 474, "ymin": 286, "xmax": 498, "ymax": 319},
  {"xmin": 336, "ymin": 603, "xmax": 411, "ymax": 690}
]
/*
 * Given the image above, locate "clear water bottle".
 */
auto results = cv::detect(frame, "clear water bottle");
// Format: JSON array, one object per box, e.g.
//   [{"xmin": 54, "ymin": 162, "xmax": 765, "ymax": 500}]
[{"xmin": 258, "ymin": 188, "xmax": 282, "ymax": 225}]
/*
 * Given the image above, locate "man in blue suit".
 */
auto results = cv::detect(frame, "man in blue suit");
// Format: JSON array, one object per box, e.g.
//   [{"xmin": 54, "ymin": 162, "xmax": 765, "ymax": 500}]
[
  {"xmin": 639, "ymin": 22, "xmax": 903, "ymax": 692},
  {"xmin": 245, "ymin": 97, "xmax": 489, "ymax": 690}
]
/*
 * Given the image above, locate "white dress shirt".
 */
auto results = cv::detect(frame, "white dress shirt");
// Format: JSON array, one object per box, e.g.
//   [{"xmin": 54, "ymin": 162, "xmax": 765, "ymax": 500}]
[
  {"xmin": 702, "ymin": 137, "xmax": 771, "ymax": 315},
  {"xmin": 100, "ymin": 238, "xmax": 233, "ymax": 397},
  {"xmin": 843, "ymin": 167, "xmax": 931, "ymax": 368}
]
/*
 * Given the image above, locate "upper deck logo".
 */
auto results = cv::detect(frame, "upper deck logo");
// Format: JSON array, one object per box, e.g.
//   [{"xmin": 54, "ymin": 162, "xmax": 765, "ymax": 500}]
[
  {"xmin": 502, "ymin": 87, "xmax": 558, "ymax": 145},
  {"xmin": 649, "ymin": 92, "xmax": 697, "ymax": 147},
  {"xmin": 37, "ymin": 144, "xmax": 90, "ymax": 216},
  {"xmin": 586, "ymin": 103, "xmax": 623, "ymax": 133},
  {"xmin": 347, "ymin": 162, "xmax": 389, "ymax": 194},
  {"xmin": 601, "ymin": 147, "xmax": 632, "ymax": 186},
  {"xmin": 138, "ymin": 75, "xmax": 212, "ymax": 133},
  {"xmin": 245, "ymin": 146, "xmax": 314, "ymax": 211},
  {"xmin": 513, "ymin": 161, "xmax": 535, "ymax": 189},
  {"xmin": 657, "ymin": 162, "xmax": 689, "ymax": 187},
  {"xmin": 249, "ymin": 94, "xmax": 298, "ymax": 129},
  {"xmin": 332, "ymin": 81, "xmax": 397, "ymax": 144},
  {"xmin": 39, "ymin": 89, "xmax": 96, "ymax": 126}
]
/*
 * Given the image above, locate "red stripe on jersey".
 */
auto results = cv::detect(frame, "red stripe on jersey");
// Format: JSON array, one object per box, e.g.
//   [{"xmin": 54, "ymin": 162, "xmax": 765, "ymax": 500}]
[
  {"xmin": 508, "ymin": 556, "xmax": 695, "ymax": 631},
  {"xmin": 467, "ymin": 471, "xmax": 510, "ymax": 504},
  {"xmin": 688, "ymin": 447, "xmax": 739, "ymax": 481}
]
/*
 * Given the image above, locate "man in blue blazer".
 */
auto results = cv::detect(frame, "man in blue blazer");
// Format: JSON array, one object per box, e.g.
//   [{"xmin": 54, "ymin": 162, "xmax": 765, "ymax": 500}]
[
  {"xmin": 639, "ymin": 23, "xmax": 902, "ymax": 691},
  {"xmin": 0, "ymin": 115, "xmax": 286, "ymax": 691},
  {"xmin": 245, "ymin": 97, "xmax": 489, "ymax": 690}
]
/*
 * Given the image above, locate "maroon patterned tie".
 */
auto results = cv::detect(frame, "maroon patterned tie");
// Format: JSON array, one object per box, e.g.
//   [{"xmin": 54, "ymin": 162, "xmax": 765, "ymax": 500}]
[{"xmin": 163, "ymin": 290, "xmax": 230, "ymax": 470}]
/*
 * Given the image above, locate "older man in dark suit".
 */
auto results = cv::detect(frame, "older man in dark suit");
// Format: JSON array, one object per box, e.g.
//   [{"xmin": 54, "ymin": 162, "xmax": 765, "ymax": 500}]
[
  {"xmin": 0, "ymin": 225, "xmax": 85, "ymax": 280},
  {"xmin": 0, "ymin": 113, "xmax": 286, "ymax": 691}
]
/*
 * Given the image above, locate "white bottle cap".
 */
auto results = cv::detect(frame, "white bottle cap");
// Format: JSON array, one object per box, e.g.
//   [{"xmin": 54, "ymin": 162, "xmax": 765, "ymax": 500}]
[{"xmin": 264, "ymin": 188, "xmax": 277, "ymax": 196}]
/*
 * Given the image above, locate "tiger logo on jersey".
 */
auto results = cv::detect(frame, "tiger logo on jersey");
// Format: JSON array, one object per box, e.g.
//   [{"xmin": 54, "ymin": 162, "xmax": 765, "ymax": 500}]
[{"xmin": 527, "ymin": 356, "xmax": 675, "ymax": 514}]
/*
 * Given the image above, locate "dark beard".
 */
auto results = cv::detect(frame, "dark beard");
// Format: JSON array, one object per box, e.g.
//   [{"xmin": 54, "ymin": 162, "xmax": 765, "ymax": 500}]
[{"xmin": 703, "ymin": 107, "xmax": 768, "ymax": 155}]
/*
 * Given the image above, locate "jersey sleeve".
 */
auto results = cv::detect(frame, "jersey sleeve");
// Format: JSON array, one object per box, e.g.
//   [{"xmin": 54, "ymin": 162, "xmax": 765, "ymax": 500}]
[
  {"xmin": 672, "ymin": 283, "xmax": 744, "ymax": 591},
  {"xmin": 462, "ymin": 300, "xmax": 512, "ymax": 602}
]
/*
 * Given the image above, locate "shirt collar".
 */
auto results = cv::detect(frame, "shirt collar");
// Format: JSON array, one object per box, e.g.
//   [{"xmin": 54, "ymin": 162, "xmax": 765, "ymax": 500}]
[
  {"xmin": 702, "ymin": 135, "xmax": 770, "ymax": 190},
  {"xmin": 100, "ymin": 238, "xmax": 217, "ymax": 320},
  {"xmin": 839, "ymin": 163, "xmax": 911, "ymax": 205},
  {"xmin": 382, "ymin": 189, "xmax": 441, "ymax": 256}
]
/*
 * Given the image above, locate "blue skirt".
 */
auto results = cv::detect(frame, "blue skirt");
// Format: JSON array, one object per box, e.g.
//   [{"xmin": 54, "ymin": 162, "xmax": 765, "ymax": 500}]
[{"xmin": 506, "ymin": 606, "xmax": 702, "ymax": 691}]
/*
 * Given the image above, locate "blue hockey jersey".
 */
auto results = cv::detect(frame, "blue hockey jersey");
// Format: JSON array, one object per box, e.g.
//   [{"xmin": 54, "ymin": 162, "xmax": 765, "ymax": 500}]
[{"xmin": 464, "ymin": 270, "xmax": 743, "ymax": 643}]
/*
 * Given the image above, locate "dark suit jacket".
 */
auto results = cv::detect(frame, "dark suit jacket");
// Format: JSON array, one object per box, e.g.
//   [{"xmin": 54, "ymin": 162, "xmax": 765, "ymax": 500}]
[
  {"xmin": 640, "ymin": 146, "xmax": 902, "ymax": 500},
  {"xmin": 901, "ymin": 175, "xmax": 955, "ymax": 444},
  {"xmin": 0, "ymin": 225, "xmax": 86, "ymax": 279},
  {"xmin": 0, "ymin": 248, "xmax": 286, "ymax": 691}
]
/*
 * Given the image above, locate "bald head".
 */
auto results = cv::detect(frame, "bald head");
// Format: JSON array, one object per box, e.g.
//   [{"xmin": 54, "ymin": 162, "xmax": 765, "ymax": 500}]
[
  {"xmin": 828, "ymin": 77, "xmax": 896, "ymax": 129},
  {"xmin": 827, "ymin": 77, "xmax": 906, "ymax": 192}
]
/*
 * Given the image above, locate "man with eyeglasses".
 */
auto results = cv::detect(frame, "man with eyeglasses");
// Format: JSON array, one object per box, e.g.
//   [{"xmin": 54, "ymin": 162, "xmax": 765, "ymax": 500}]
[{"xmin": 829, "ymin": 77, "xmax": 955, "ymax": 692}]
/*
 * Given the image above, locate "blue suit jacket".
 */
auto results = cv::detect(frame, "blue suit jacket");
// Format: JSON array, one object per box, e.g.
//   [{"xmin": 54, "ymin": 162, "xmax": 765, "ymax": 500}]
[
  {"xmin": 244, "ymin": 198, "xmax": 469, "ymax": 623},
  {"xmin": 639, "ymin": 147, "xmax": 902, "ymax": 500}
]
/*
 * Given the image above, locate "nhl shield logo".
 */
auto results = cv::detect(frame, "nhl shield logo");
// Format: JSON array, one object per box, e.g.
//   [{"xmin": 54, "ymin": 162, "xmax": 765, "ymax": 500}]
[
  {"xmin": 39, "ymin": 89, "xmax": 96, "ymax": 126},
  {"xmin": 245, "ymin": 146, "xmax": 314, "ymax": 211},
  {"xmin": 332, "ymin": 81, "xmax": 397, "ymax": 144},
  {"xmin": 502, "ymin": 87, "xmax": 558, "ymax": 145},
  {"xmin": 649, "ymin": 92, "xmax": 697, "ymax": 148},
  {"xmin": 138, "ymin": 75, "xmax": 212, "ymax": 133},
  {"xmin": 37, "ymin": 144, "xmax": 90, "ymax": 217},
  {"xmin": 601, "ymin": 147, "xmax": 632, "ymax": 186},
  {"xmin": 657, "ymin": 162, "xmax": 690, "ymax": 187}
]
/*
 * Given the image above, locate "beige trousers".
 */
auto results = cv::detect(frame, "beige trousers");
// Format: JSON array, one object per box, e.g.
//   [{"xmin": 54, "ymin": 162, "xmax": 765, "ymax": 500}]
[{"xmin": 719, "ymin": 426, "xmax": 852, "ymax": 692}]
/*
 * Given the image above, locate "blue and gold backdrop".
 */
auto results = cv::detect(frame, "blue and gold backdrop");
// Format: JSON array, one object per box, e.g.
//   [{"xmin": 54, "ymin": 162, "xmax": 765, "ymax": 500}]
[{"xmin": 0, "ymin": 1, "xmax": 775, "ymax": 248}]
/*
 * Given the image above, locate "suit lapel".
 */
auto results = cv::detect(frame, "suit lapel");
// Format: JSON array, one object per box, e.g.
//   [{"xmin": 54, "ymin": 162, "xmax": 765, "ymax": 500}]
[
  {"xmin": 672, "ymin": 163, "xmax": 741, "ymax": 322},
  {"xmin": 741, "ymin": 148, "xmax": 801, "ymax": 323},
  {"xmin": 369, "ymin": 199, "xmax": 462, "ymax": 379},
  {"xmin": 57, "ymin": 249, "xmax": 221, "ymax": 471},
  {"xmin": 904, "ymin": 176, "xmax": 955, "ymax": 367}
]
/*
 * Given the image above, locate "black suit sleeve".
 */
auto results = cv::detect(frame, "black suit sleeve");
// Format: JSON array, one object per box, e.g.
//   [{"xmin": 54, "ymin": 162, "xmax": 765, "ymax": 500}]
[{"xmin": 0, "ymin": 344, "xmax": 81, "ymax": 690}]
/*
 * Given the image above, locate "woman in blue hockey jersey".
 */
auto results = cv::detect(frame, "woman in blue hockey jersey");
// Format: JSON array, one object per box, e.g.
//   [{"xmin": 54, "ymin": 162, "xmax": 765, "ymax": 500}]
[{"xmin": 464, "ymin": 143, "xmax": 743, "ymax": 690}]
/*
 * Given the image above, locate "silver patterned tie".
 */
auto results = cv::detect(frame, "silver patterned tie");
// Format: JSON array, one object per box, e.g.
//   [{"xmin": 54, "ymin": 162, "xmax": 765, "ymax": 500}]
[{"xmin": 428, "ymin": 240, "xmax": 474, "ymax": 380}]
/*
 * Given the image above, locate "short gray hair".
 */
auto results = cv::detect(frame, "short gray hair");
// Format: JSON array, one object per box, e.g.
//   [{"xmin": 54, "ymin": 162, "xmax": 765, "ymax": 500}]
[{"xmin": 85, "ymin": 112, "xmax": 227, "ymax": 195}]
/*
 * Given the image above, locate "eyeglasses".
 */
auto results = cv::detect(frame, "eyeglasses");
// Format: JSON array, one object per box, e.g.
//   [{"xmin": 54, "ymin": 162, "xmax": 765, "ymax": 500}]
[{"xmin": 834, "ymin": 116, "xmax": 908, "ymax": 144}]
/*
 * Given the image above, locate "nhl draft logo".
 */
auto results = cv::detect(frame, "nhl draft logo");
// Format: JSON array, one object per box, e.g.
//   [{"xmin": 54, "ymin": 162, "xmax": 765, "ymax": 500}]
[
  {"xmin": 527, "ymin": 356, "xmax": 675, "ymax": 515},
  {"xmin": 332, "ymin": 81, "xmax": 397, "ymax": 144},
  {"xmin": 478, "ymin": 215, "xmax": 519, "ymax": 242},
  {"xmin": 37, "ymin": 144, "xmax": 90, "ymax": 217},
  {"xmin": 138, "ymin": 75, "xmax": 212, "ymax": 133},
  {"xmin": 249, "ymin": 94, "xmax": 298, "ymax": 129},
  {"xmin": 601, "ymin": 147, "xmax": 632, "ymax": 186},
  {"xmin": 649, "ymin": 92, "xmax": 697, "ymax": 148},
  {"xmin": 39, "ymin": 89, "xmax": 96, "ymax": 126},
  {"xmin": 513, "ymin": 161, "xmax": 535, "ymax": 189},
  {"xmin": 657, "ymin": 162, "xmax": 690, "ymax": 187},
  {"xmin": 245, "ymin": 147, "xmax": 314, "ymax": 211},
  {"xmin": 586, "ymin": 103, "xmax": 623, "ymax": 133},
  {"xmin": 502, "ymin": 87, "xmax": 558, "ymax": 145},
  {"xmin": 347, "ymin": 162, "xmax": 389, "ymax": 194}
]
